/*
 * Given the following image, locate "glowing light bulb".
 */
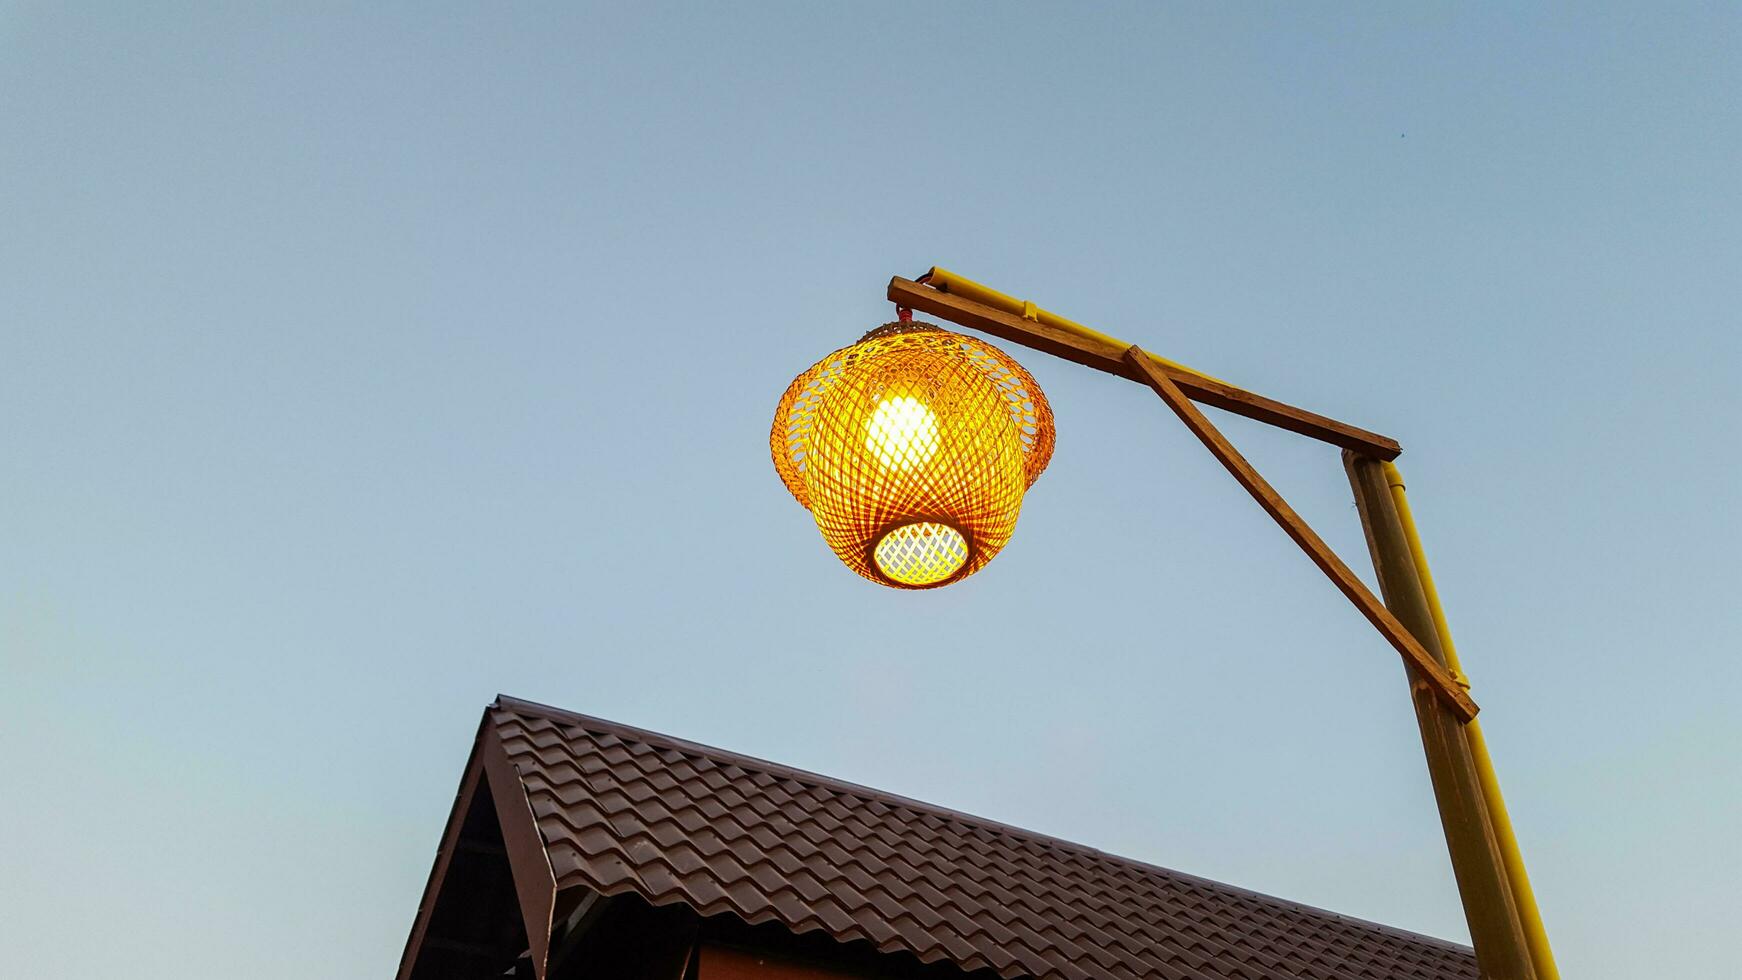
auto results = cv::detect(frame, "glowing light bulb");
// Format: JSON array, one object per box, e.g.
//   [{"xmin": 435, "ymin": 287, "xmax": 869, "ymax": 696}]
[
  {"xmin": 873, "ymin": 521, "xmax": 968, "ymax": 586},
  {"xmin": 864, "ymin": 395, "xmax": 939, "ymax": 471}
]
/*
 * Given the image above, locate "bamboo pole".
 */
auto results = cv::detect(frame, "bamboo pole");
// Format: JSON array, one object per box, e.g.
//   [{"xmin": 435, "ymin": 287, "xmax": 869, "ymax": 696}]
[
  {"xmin": 1382, "ymin": 463, "xmax": 1560, "ymax": 980},
  {"xmin": 1345, "ymin": 452, "xmax": 1536, "ymax": 980}
]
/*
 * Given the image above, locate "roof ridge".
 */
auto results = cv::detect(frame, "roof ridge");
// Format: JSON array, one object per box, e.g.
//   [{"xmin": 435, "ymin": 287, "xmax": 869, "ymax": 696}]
[{"xmin": 492, "ymin": 694, "xmax": 1474, "ymax": 957}]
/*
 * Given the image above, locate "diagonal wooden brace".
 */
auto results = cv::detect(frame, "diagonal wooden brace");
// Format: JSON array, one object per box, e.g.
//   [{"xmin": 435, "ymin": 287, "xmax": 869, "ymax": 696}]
[{"xmin": 1121, "ymin": 346, "xmax": 1479, "ymax": 722}]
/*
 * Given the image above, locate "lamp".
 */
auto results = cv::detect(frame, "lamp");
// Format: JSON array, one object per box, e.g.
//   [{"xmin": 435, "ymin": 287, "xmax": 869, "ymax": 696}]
[{"xmin": 771, "ymin": 321, "xmax": 1054, "ymax": 588}]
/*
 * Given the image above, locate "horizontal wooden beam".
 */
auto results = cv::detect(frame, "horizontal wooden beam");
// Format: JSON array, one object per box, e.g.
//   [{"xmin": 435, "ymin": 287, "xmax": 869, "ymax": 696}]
[
  {"xmin": 1122, "ymin": 346, "xmax": 1478, "ymax": 722},
  {"xmin": 888, "ymin": 276, "xmax": 1402, "ymax": 460}
]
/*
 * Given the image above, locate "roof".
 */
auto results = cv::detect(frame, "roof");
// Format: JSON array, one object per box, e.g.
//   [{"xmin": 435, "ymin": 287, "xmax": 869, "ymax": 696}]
[{"xmin": 407, "ymin": 696, "xmax": 1478, "ymax": 980}]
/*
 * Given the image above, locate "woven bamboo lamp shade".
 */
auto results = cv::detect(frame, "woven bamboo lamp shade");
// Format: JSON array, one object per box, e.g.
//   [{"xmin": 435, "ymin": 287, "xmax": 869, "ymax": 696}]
[{"xmin": 771, "ymin": 321, "xmax": 1055, "ymax": 589}]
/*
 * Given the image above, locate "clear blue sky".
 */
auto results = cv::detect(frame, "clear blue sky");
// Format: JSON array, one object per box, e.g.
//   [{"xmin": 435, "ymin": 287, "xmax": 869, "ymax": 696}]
[{"xmin": 3, "ymin": 4, "xmax": 1736, "ymax": 978}]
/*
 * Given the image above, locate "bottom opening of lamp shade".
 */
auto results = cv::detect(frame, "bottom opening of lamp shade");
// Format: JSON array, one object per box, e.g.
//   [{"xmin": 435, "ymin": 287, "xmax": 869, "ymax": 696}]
[{"xmin": 872, "ymin": 521, "xmax": 970, "ymax": 587}]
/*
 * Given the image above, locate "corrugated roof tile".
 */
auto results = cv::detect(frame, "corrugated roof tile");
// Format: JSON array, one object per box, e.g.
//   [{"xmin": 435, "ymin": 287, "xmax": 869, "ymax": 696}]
[{"xmin": 484, "ymin": 697, "xmax": 1478, "ymax": 980}]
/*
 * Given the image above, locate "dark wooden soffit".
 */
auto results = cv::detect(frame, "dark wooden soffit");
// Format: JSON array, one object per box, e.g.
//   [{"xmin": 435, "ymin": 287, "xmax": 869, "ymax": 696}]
[
  {"xmin": 396, "ymin": 739, "xmax": 489, "ymax": 980},
  {"xmin": 482, "ymin": 723, "xmax": 561, "ymax": 978},
  {"xmin": 887, "ymin": 276, "xmax": 1403, "ymax": 460},
  {"xmin": 397, "ymin": 721, "xmax": 562, "ymax": 980}
]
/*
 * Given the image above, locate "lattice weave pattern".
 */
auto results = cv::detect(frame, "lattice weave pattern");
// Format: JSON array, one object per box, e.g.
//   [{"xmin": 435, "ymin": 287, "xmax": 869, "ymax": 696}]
[{"xmin": 771, "ymin": 322, "xmax": 1055, "ymax": 588}]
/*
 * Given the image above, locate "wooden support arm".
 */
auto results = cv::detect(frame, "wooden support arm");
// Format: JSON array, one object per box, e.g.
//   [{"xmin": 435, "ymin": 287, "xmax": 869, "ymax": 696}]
[
  {"xmin": 888, "ymin": 276, "xmax": 1402, "ymax": 460},
  {"xmin": 1120, "ymin": 346, "xmax": 1479, "ymax": 722}
]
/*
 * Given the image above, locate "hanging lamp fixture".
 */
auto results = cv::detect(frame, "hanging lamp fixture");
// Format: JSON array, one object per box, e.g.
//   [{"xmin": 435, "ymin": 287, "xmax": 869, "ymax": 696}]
[{"xmin": 771, "ymin": 316, "xmax": 1055, "ymax": 589}]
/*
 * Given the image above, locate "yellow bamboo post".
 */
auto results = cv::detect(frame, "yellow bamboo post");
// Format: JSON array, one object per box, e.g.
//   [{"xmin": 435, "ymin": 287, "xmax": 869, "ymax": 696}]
[
  {"xmin": 1382, "ymin": 462, "xmax": 1560, "ymax": 980},
  {"xmin": 1345, "ymin": 452, "xmax": 1536, "ymax": 980}
]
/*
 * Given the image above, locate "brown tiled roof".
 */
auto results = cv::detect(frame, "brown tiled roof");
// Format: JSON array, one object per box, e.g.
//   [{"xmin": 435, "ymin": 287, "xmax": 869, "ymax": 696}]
[{"xmin": 479, "ymin": 696, "xmax": 1476, "ymax": 980}]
